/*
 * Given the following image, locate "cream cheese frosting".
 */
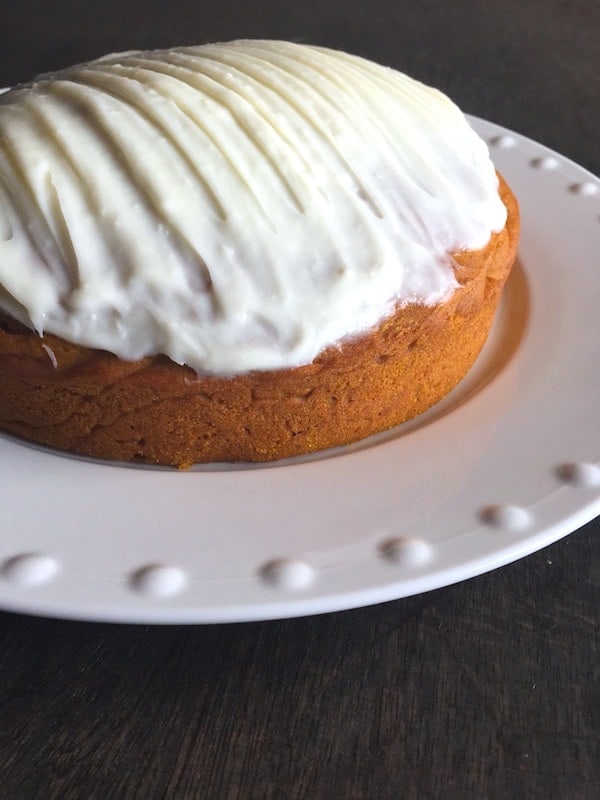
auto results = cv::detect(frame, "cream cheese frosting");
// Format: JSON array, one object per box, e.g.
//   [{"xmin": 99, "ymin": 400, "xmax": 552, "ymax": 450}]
[{"xmin": 0, "ymin": 40, "xmax": 507, "ymax": 374}]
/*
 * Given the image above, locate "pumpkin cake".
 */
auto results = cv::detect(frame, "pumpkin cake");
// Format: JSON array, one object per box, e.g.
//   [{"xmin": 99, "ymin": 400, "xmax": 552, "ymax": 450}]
[{"xmin": 0, "ymin": 41, "xmax": 519, "ymax": 466}]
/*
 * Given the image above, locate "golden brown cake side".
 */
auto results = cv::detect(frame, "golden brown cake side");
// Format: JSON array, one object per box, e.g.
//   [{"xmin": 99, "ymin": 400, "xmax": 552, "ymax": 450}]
[{"xmin": 0, "ymin": 176, "xmax": 519, "ymax": 467}]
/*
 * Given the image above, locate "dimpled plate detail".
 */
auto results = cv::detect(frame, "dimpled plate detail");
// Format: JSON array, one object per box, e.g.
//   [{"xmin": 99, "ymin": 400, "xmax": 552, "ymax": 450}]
[
  {"xmin": 479, "ymin": 504, "xmax": 532, "ymax": 532},
  {"xmin": 489, "ymin": 134, "xmax": 516, "ymax": 149},
  {"xmin": 1, "ymin": 554, "xmax": 59, "ymax": 586},
  {"xmin": 130, "ymin": 565, "xmax": 187, "ymax": 597},
  {"xmin": 557, "ymin": 462, "xmax": 600, "ymax": 488},
  {"xmin": 531, "ymin": 157, "xmax": 559, "ymax": 170},
  {"xmin": 569, "ymin": 182, "xmax": 598, "ymax": 196},
  {"xmin": 260, "ymin": 560, "xmax": 316, "ymax": 591},
  {"xmin": 378, "ymin": 537, "xmax": 432, "ymax": 567}
]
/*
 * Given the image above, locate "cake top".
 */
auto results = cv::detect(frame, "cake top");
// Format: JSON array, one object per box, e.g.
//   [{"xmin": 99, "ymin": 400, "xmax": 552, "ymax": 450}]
[{"xmin": 0, "ymin": 40, "xmax": 506, "ymax": 373}]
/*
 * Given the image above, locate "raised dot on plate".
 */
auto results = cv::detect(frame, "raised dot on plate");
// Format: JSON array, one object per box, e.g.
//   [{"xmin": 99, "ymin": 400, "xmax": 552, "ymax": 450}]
[
  {"xmin": 479, "ymin": 504, "xmax": 532, "ymax": 531},
  {"xmin": 531, "ymin": 156, "xmax": 559, "ymax": 170},
  {"xmin": 130, "ymin": 564, "xmax": 187, "ymax": 597},
  {"xmin": 260, "ymin": 559, "xmax": 315, "ymax": 591},
  {"xmin": 1, "ymin": 553, "xmax": 59, "ymax": 586},
  {"xmin": 569, "ymin": 182, "xmax": 599, "ymax": 196},
  {"xmin": 378, "ymin": 536, "xmax": 432, "ymax": 567},
  {"xmin": 489, "ymin": 134, "xmax": 516, "ymax": 149},
  {"xmin": 557, "ymin": 462, "xmax": 600, "ymax": 488}
]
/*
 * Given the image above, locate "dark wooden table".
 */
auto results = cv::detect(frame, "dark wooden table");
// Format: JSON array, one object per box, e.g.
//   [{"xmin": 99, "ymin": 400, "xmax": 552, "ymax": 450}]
[{"xmin": 1, "ymin": 2, "xmax": 598, "ymax": 798}]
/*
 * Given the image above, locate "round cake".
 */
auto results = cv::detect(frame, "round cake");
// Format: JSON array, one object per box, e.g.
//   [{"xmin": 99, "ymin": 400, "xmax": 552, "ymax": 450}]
[{"xmin": 0, "ymin": 40, "xmax": 519, "ymax": 467}]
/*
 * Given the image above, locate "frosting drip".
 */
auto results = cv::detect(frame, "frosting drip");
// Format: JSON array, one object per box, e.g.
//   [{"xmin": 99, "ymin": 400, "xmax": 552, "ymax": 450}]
[{"xmin": 0, "ymin": 40, "xmax": 507, "ymax": 373}]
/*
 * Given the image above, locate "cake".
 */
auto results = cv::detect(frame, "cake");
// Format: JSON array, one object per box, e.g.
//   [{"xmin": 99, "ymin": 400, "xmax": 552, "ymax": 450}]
[{"xmin": 0, "ymin": 41, "xmax": 519, "ymax": 467}]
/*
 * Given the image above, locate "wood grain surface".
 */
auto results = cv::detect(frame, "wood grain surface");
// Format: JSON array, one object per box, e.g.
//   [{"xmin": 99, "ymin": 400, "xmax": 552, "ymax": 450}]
[{"xmin": 0, "ymin": 2, "xmax": 598, "ymax": 798}]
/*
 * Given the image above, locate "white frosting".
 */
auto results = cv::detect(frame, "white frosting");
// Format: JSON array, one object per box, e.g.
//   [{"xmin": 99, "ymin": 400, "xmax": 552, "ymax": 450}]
[{"xmin": 0, "ymin": 40, "xmax": 506, "ymax": 374}]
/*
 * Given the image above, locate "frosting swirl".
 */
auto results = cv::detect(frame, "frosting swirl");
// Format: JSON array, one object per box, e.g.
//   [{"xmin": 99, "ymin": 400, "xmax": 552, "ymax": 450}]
[{"xmin": 0, "ymin": 40, "xmax": 506, "ymax": 373}]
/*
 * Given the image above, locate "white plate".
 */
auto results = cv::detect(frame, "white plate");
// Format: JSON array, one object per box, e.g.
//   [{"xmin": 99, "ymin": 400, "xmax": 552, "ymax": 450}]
[{"xmin": 0, "ymin": 118, "xmax": 599, "ymax": 624}]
